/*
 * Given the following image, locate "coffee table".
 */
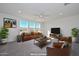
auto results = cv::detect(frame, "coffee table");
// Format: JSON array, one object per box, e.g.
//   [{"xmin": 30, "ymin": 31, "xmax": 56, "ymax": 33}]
[{"xmin": 34, "ymin": 37, "xmax": 52, "ymax": 48}]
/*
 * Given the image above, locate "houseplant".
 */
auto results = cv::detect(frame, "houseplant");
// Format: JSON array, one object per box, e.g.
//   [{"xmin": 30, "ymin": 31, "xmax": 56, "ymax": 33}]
[
  {"xmin": 0, "ymin": 27, "xmax": 9, "ymax": 44},
  {"xmin": 72, "ymin": 28, "xmax": 79, "ymax": 37},
  {"xmin": 71, "ymin": 28, "xmax": 79, "ymax": 42}
]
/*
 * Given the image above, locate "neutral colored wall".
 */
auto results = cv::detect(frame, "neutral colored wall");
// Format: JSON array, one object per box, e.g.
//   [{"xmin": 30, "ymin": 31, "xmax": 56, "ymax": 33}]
[{"xmin": 45, "ymin": 15, "xmax": 79, "ymax": 36}]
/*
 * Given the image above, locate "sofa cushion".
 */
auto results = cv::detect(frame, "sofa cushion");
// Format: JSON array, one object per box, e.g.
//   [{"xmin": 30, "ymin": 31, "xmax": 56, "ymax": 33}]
[
  {"xmin": 53, "ymin": 42, "xmax": 64, "ymax": 48},
  {"xmin": 23, "ymin": 36, "xmax": 33, "ymax": 41}
]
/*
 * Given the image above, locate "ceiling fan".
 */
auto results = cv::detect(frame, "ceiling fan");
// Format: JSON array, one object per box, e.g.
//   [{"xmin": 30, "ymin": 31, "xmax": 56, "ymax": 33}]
[{"xmin": 64, "ymin": 3, "xmax": 71, "ymax": 6}]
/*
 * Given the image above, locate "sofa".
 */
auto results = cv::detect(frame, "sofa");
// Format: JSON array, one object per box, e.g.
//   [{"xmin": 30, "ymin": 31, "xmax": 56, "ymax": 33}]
[
  {"xmin": 46, "ymin": 36, "xmax": 72, "ymax": 56},
  {"xmin": 21, "ymin": 31, "xmax": 43, "ymax": 42},
  {"xmin": 47, "ymin": 47, "xmax": 71, "ymax": 56}
]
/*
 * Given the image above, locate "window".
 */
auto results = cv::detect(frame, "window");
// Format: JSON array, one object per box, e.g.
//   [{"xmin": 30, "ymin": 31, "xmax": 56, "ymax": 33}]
[
  {"xmin": 19, "ymin": 20, "xmax": 41, "ymax": 29},
  {"xmin": 35, "ymin": 23, "xmax": 41, "ymax": 28},
  {"xmin": 19, "ymin": 20, "xmax": 28, "ymax": 28},
  {"xmin": 29, "ymin": 21, "xmax": 35, "ymax": 28}
]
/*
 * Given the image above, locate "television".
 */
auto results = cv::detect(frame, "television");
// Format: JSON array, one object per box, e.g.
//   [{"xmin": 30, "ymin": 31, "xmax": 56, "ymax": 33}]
[{"xmin": 51, "ymin": 28, "xmax": 60, "ymax": 34}]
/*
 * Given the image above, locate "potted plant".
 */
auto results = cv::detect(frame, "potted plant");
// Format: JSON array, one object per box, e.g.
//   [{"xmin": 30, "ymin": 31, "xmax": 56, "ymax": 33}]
[
  {"xmin": 71, "ymin": 28, "xmax": 79, "ymax": 42},
  {"xmin": 0, "ymin": 27, "xmax": 9, "ymax": 44}
]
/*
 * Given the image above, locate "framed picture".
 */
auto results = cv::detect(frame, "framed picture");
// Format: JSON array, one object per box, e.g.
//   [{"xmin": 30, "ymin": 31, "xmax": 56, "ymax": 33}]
[{"xmin": 3, "ymin": 18, "xmax": 17, "ymax": 28}]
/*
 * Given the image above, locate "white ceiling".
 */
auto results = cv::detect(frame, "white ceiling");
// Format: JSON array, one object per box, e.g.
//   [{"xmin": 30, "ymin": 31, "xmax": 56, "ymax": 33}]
[{"xmin": 0, "ymin": 3, "xmax": 79, "ymax": 22}]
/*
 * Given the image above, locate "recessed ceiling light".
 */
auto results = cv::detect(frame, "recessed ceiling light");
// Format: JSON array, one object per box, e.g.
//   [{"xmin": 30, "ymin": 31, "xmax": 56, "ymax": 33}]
[
  {"xmin": 59, "ymin": 13, "xmax": 63, "ymax": 15},
  {"xmin": 18, "ymin": 10, "xmax": 22, "ymax": 14},
  {"xmin": 39, "ymin": 15, "xmax": 43, "ymax": 18}
]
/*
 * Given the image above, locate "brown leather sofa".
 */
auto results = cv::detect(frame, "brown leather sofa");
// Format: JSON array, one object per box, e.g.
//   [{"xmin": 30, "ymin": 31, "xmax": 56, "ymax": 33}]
[
  {"xmin": 59, "ymin": 36, "xmax": 72, "ymax": 43},
  {"xmin": 46, "ymin": 36, "xmax": 72, "ymax": 56},
  {"xmin": 21, "ymin": 32, "xmax": 42, "ymax": 42},
  {"xmin": 47, "ymin": 47, "xmax": 71, "ymax": 56}
]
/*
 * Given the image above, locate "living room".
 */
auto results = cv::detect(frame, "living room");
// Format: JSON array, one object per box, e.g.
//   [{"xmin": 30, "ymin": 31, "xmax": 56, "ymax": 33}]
[{"xmin": 0, "ymin": 3, "xmax": 79, "ymax": 56}]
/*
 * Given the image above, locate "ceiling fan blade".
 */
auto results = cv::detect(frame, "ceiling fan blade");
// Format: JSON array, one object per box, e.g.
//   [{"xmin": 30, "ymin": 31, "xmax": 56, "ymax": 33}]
[{"xmin": 64, "ymin": 3, "xmax": 70, "ymax": 6}]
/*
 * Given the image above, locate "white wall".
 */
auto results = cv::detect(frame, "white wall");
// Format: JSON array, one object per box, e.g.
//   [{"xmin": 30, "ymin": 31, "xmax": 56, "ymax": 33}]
[
  {"xmin": 0, "ymin": 13, "xmax": 44, "ymax": 42},
  {"xmin": 45, "ymin": 15, "xmax": 79, "ymax": 36}
]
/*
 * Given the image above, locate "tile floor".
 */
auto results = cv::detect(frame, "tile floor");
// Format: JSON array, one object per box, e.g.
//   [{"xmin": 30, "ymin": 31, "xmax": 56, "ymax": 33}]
[{"xmin": 0, "ymin": 39, "xmax": 79, "ymax": 56}]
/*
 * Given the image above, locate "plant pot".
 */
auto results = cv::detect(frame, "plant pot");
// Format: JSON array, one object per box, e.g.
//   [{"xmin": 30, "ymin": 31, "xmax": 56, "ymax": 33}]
[
  {"xmin": 72, "ymin": 37, "xmax": 76, "ymax": 42},
  {"xmin": 0, "ymin": 40, "xmax": 7, "ymax": 45},
  {"xmin": 0, "ymin": 40, "xmax": 2, "ymax": 45},
  {"xmin": 0, "ymin": 42, "xmax": 7, "ymax": 45},
  {"xmin": 1, "ymin": 38, "xmax": 7, "ymax": 44}
]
